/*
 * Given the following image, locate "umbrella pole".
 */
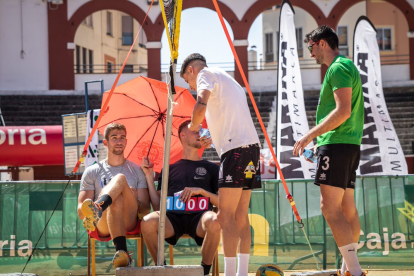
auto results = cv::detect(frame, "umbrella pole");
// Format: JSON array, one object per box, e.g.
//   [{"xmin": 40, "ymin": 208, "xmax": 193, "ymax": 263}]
[{"xmin": 157, "ymin": 61, "xmax": 176, "ymax": 266}]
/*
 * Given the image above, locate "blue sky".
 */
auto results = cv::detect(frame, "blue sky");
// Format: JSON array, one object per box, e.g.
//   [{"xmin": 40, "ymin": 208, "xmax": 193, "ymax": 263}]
[{"xmin": 160, "ymin": 8, "xmax": 263, "ymax": 71}]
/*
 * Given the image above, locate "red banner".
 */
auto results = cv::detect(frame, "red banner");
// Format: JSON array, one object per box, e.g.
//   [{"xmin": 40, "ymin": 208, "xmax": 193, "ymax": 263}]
[{"xmin": 0, "ymin": 126, "xmax": 63, "ymax": 166}]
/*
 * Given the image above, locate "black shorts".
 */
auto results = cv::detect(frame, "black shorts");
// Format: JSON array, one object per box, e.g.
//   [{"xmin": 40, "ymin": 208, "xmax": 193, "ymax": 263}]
[
  {"xmin": 314, "ymin": 144, "xmax": 360, "ymax": 190},
  {"xmin": 165, "ymin": 211, "xmax": 207, "ymax": 246},
  {"xmin": 218, "ymin": 144, "xmax": 262, "ymax": 190}
]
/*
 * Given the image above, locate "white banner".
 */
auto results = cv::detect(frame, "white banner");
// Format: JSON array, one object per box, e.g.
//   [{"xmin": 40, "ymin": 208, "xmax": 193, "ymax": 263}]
[
  {"xmin": 84, "ymin": 109, "xmax": 101, "ymax": 168},
  {"xmin": 276, "ymin": 1, "xmax": 315, "ymax": 179},
  {"xmin": 354, "ymin": 16, "xmax": 408, "ymax": 175}
]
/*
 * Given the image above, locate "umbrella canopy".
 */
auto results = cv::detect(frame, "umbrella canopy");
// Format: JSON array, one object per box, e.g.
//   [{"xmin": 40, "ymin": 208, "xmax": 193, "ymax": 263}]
[{"xmin": 97, "ymin": 76, "xmax": 204, "ymax": 173}]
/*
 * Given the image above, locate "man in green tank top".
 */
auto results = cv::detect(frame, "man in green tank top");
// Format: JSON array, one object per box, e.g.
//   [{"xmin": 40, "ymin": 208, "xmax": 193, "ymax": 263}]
[{"xmin": 292, "ymin": 26, "xmax": 366, "ymax": 276}]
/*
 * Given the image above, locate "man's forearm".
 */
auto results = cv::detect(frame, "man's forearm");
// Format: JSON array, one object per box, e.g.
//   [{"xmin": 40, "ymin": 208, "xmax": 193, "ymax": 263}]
[
  {"xmin": 202, "ymin": 190, "xmax": 219, "ymax": 207},
  {"xmin": 190, "ymin": 102, "xmax": 206, "ymax": 127},
  {"xmin": 307, "ymin": 108, "xmax": 350, "ymax": 140},
  {"xmin": 145, "ymin": 174, "xmax": 160, "ymax": 211}
]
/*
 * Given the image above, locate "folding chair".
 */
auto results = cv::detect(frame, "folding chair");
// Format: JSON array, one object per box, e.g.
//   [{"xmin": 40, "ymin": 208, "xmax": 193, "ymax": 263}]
[{"xmin": 87, "ymin": 234, "xmax": 144, "ymax": 276}]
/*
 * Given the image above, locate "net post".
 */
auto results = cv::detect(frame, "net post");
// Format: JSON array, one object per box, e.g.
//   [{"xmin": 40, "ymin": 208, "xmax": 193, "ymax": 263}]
[{"xmin": 157, "ymin": 61, "xmax": 177, "ymax": 266}]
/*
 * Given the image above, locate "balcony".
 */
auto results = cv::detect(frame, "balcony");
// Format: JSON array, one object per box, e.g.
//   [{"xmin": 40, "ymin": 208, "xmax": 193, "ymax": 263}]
[{"xmin": 74, "ymin": 55, "xmax": 411, "ymax": 91}]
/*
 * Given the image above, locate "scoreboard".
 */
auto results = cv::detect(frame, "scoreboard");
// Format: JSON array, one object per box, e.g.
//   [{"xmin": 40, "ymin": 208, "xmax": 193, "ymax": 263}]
[{"xmin": 166, "ymin": 196, "xmax": 210, "ymax": 213}]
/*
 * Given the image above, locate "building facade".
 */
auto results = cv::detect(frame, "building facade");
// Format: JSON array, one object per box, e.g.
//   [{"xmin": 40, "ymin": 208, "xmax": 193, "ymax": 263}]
[
  {"xmin": 74, "ymin": 10, "xmax": 148, "ymax": 75},
  {"xmin": 262, "ymin": 1, "xmax": 410, "ymax": 70},
  {"xmin": 1, "ymin": 0, "xmax": 413, "ymax": 91}
]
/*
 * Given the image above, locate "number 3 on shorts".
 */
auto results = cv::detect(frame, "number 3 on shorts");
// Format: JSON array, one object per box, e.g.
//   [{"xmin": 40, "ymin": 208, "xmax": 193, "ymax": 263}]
[{"xmin": 322, "ymin": 156, "xmax": 330, "ymax": 170}]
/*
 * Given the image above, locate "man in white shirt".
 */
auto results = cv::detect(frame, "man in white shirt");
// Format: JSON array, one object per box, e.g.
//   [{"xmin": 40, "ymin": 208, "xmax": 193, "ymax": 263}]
[{"xmin": 180, "ymin": 53, "xmax": 261, "ymax": 276}]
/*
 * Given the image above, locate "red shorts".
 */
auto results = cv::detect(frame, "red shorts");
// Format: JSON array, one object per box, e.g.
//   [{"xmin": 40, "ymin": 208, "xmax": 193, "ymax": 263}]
[{"xmin": 87, "ymin": 220, "xmax": 141, "ymax": 242}]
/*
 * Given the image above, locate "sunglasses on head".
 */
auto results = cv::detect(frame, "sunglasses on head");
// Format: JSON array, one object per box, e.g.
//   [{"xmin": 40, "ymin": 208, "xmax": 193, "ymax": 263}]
[{"xmin": 308, "ymin": 40, "xmax": 320, "ymax": 53}]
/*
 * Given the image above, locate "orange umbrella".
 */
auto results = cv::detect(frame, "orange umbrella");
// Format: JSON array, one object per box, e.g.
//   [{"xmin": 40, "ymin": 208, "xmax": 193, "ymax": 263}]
[{"xmin": 97, "ymin": 76, "xmax": 204, "ymax": 173}]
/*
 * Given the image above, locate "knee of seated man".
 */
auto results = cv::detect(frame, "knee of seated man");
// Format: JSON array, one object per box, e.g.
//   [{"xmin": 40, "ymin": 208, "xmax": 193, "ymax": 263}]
[
  {"xmin": 111, "ymin": 173, "xmax": 127, "ymax": 185},
  {"xmin": 141, "ymin": 213, "xmax": 159, "ymax": 233},
  {"xmin": 204, "ymin": 213, "xmax": 220, "ymax": 232}
]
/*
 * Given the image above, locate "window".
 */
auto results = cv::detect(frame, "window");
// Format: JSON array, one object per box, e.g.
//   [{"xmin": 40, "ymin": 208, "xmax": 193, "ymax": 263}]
[
  {"xmin": 75, "ymin": 45, "xmax": 80, "ymax": 73},
  {"xmin": 296, "ymin": 28, "xmax": 303, "ymax": 57},
  {"xmin": 337, "ymin": 26, "xmax": 348, "ymax": 56},
  {"xmin": 107, "ymin": 62, "xmax": 113, "ymax": 73},
  {"xmin": 82, "ymin": 47, "xmax": 87, "ymax": 73},
  {"xmin": 122, "ymin": 16, "xmax": 133, "ymax": 45},
  {"xmin": 124, "ymin": 65, "xmax": 134, "ymax": 73},
  {"xmin": 265, "ymin": 33, "xmax": 274, "ymax": 62},
  {"xmin": 107, "ymin": 12, "xmax": 113, "ymax": 36},
  {"xmin": 88, "ymin": 50, "xmax": 93, "ymax": 73},
  {"xmin": 83, "ymin": 15, "xmax": 93, "ymax": 27},
  {"xmin": 377, "ymin": 28, "xmax": 392, "ymax": 50}
]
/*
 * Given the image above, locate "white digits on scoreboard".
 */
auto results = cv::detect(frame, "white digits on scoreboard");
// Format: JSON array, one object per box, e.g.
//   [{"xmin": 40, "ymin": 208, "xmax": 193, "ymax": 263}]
[
  {"xmin": 198, "ymin": 198, "xmax": 208, "ymax": 210},
  {"xmin": 174, "ymin": 196, "xmax": 185, "ymax": 211},
  {"xmin": 166, "ymin": 196, "xmax": 210, "ymax": 213},
  {"xmin": 166, "ymin": 196, "xmax": 173, "ymax": 211},
  {"xmin": 186, "ymin": 198, "xmax": 197, "ymax": 211}
]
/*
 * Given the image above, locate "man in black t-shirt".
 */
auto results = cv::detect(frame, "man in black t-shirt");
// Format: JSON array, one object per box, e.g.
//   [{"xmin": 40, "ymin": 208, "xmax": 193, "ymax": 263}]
[{"xmin": 141, "ymin": 120, "xmax": 220, "ymax": 276}]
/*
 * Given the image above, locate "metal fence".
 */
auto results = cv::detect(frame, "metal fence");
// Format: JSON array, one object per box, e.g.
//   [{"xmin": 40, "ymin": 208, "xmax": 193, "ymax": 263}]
[
  {"xmin": 73, "ymin": 54, "xmax": 409, "ymax": 74},
  {"xmin": 0, "ymin": 175, "xmax": 413, "ymax": 275}
]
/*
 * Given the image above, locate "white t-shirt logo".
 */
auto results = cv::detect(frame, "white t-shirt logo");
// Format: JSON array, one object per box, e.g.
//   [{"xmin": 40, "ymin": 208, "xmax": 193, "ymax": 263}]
[{"xmin": 196, "ymin": 167, "xmax": 207, "ymax": 176}]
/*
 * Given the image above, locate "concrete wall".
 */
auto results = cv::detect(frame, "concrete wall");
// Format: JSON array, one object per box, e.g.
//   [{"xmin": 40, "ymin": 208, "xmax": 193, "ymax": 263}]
[
  {"xmin": 0, "ymin": 0, "xmax": 49, "ymax": 91},
  {"xmin": 381, "ymin": 64, "xmax": 410, "ymax": 83},
  {"xmin": 248, "ymin": 67, "xmax": 322, "ymax": 92},
  {"xmin": 75, "ymin": 72, "xmax": 147, "ymax": 91}
]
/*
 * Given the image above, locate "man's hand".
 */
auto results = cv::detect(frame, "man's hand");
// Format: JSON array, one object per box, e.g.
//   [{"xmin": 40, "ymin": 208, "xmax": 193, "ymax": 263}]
[
  {"xmin": 179, "ymin": 187, "xmax": 205, "ymax": 203},
  {"xmin": 293, "ymin": 133, "xmax": 314, "ymax": 157},
  {"xmin": 188, "ymin": 122, "xmax": 201, "ymax": 132},
  {"xmin": 199, "ymin": 135, "xmax": 213, "ymax": 148},
  {"xmin": 303, "ymin": 144, "xmax": 318, "ymax": 163},
  {"xmin": 141, "ymin": 156, "xmax": 154, "ymax": 175}
]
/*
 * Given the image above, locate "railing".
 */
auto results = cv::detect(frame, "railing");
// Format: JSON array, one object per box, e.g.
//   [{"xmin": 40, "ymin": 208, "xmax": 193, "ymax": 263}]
[
  {"xmin": 73, "ymin": 61, "xmax": 318, "ymax": 74},
  {"xmin": 74, "ymin": 64, "xmax": 148, "ymax": 74},
  {"xmin": 0, "ymin": 176, "xmax": 413, "ymax": 274},
  {"xmin": 74, "ymin": 54, "xmax": 409, "ymax": 75}
]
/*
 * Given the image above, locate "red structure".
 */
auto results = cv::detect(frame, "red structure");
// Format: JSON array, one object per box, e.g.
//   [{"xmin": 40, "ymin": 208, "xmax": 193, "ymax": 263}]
[{"xmin": 0, "ymin": 126, "xmax": 64, "ymax": 166}]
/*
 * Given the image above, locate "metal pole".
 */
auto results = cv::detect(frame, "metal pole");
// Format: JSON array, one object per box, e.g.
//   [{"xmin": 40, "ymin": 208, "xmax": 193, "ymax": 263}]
[
  {"xmin": 0, "ymin": 96, "xmax": 5, "ymax": 126},
  {"xmin": 84, "ymin": 82, "xmax": 89, "ymax": 112},
  {"xmin": 100, "ymin": 80, "xmax": 104, "ymax": 97},
  {"xmin": 157, "ymin": 62, "xmax": 176, "ymax": 266},
  {"xmin": 84, "ymin": 80, "xmax": 104, "ymax": 112}
]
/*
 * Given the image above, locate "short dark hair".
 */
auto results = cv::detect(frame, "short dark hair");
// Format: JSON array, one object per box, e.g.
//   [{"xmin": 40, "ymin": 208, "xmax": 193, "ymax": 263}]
[
  {"xmin": 304, "ymin": 25, "xmax": 338, "ymax": 51},
  {"xmin": 104, "ymin": 122, "xmax": 126, "ymax": 140},
  {"xmin": 180, "ymin": 53, "xmax": 206, "ymax": 77},
  {"xmin": 178, "ymin": 120, "xmax": 191, "ymax": 141}
]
